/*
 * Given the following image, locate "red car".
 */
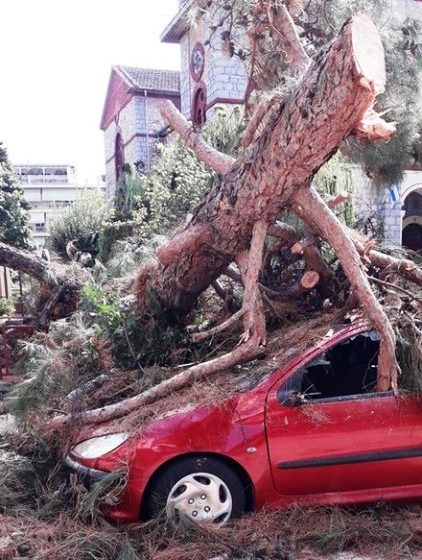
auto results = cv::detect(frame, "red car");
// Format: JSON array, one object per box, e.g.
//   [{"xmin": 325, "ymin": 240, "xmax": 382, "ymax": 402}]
[{"xmin": 66, "ymin": 321, "xmax": 422, "ymax": 524}]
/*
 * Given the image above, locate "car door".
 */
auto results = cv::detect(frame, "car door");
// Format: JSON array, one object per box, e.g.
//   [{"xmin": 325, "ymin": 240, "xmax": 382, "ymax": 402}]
[{"xmin": 265, "ymin": 329, "xmax": 422, "ymax": 499}]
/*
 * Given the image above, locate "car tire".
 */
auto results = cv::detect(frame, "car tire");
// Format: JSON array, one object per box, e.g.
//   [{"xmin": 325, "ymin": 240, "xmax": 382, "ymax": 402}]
[{"xmin": 142, "ymin": 455, "xmax": 246, "ymax": 524}]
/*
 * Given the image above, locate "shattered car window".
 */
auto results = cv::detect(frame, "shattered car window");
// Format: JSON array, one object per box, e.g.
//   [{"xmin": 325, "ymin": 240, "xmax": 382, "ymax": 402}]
[
  {"xmin": 279, "ymin": 330, "xmax": 383, "ymax": 404},
  {"xmin": 301, "ymin": 330, "xmax": 380, "ymax": 400}
]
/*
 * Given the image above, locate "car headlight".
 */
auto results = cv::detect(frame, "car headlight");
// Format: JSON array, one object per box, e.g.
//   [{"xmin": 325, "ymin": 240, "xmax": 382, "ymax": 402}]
[{"xmin": 72, "ymin": 433, "xmax": 129, "ymax": 459}]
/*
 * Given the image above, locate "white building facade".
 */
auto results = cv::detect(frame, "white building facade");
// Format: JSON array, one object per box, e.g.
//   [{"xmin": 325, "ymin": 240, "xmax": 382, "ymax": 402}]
[{"xmin": 13, "ymin": 164, "xmax": 103, "ymax": 246}]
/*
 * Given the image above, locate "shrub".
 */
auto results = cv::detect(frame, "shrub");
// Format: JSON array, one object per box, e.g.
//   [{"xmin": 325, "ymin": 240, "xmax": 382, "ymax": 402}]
[
  {"xmin": 0, "ymin": 297, "xmax": 13, "ymax": 317},
  {"xmin": 48, "ymin": 190, "xmax": 111, "ymax": 258},
  {"xmin": 133, "ymin": 105, "xmax": 245, "ymax": 239},
  {"xmin": 79, "ymin": 282, "xmax": 193, "ymax": 369}
]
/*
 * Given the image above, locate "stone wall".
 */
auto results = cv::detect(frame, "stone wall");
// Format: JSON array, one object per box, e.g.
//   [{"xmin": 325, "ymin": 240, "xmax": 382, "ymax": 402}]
[
  {"xmin": 349, "ymin": 166, "xmax": 422, "ymax": 245},
  {"xmin": 178, "ymin": 10, "xmax": 247, "ymax": 121},
  {"xmin": 104, "ymin": 94, "xmax": 175, "ymax": 197}
]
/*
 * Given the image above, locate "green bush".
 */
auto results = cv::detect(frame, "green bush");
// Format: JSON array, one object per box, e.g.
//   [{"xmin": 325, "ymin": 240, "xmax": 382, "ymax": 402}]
[
  {"xmin": 0, "ymin": 297, "xmax": 13, "ymax": 317},
  {"xmin": 48, "ymin": 190, "xmax": 111, "ymax": 258},
  {"xmin": 79, "ymin": 283, "xmax": 193, "ymax": 369},
  {"xmin": 133, "ymin": 105, "xmax": 245, "ymax": 239}
]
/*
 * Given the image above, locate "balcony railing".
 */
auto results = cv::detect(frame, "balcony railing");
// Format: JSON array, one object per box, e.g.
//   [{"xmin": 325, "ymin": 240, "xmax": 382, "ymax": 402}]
[{"xmin": 19, "ymin": 175, "xmax": 69, "ymax": 185}]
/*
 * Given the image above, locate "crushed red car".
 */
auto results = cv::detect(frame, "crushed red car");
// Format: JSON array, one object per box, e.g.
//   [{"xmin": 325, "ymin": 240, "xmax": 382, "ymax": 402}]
[{"xmin": 66, "ymin": 321, "xmax": 422, "ymax": 524}]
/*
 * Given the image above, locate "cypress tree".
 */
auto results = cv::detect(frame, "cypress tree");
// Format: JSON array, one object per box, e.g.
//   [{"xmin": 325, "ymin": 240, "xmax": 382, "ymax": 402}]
[{"xmin": 0, "ymin": 143, "xmax": 31, "ymax": 248}]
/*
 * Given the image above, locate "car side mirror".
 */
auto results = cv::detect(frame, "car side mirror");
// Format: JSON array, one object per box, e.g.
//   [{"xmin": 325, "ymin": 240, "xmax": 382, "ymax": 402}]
[{"xmin": 279, "ymin": 390, "xmax": 306, "ymax": 407}]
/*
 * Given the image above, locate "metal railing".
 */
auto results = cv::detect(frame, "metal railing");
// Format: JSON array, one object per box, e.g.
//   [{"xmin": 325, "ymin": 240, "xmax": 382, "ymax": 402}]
[{"xmin": 19, "ymin": 175, "xmax": 69, "ymax": 185}]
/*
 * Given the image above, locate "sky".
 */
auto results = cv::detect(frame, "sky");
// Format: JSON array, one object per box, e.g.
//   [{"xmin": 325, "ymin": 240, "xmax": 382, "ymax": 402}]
[{"xmin": 0, "ymin": 0, "xmax": 180, "ymax": 185}]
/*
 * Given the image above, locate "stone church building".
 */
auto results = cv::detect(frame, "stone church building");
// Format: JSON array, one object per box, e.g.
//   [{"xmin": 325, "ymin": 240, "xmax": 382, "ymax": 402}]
[
  {"xmin": 101, "ymin": 66, "xmax": 180, "ymax": 199},
  {"xmin": 101, "ymin": 0, "xmax": 422, "ymax": 251}
]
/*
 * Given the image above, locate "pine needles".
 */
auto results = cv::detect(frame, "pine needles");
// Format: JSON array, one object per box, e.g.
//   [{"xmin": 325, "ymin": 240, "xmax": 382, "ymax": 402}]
[{"xmin": 10, "ymin": 315, "xmax": 113, "ymax": 419}]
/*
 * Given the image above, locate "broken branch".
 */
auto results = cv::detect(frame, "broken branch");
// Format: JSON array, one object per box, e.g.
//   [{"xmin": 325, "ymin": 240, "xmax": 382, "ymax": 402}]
[
  {"xmin": 268, "ymin": 1, "xmax": 310, "ymax": 74},
  {"xmin": 351, "ymin": 234, "xmax": 422, "ymax": 286},
  {"xmin": 293, "ymin": 186, "xmax": 398, "ymax": 392},
  {"xmin": 192, "ymin": 308, "xmax": 245, "ymax": 342},
  {"xmin": 160, "ymin": 100, "xmax": 235, "ymax": 175}
]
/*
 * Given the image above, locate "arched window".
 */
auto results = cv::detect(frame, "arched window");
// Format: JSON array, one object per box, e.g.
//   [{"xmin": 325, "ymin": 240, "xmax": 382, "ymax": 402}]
[
  {"xmin": 192, "ymin": 83, "xmax": 207, "ymax": 127},
  {"xmin": 115, "ymin": 133, "xmax": 124, "ymax": 181},
  {"xmin": 402, "ymin": 188, "xmax": 422, "ymax": 253}
]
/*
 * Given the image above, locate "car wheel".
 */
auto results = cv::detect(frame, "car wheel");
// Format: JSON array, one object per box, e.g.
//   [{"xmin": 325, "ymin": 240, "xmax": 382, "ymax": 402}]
[{"xmin": 143, "ymin": 456, "xmax": 246, "ymax": 524}]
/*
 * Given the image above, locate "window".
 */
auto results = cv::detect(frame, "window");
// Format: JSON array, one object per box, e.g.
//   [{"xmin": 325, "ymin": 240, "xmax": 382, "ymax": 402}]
[
  {"xmin": 115, "ymin": 133, "xmax": 124, "ymax": 181},
  {"xmin": 279, "ymin": 331, "xmax": 382, "ymax": 404},
  {"xmin": 192, "ymin": 83, "xmax": 207, "ymax": 126}
]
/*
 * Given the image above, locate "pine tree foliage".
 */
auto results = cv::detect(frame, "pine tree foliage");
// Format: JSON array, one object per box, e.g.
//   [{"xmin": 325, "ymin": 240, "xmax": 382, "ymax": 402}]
[
  {"xmin": 0, "ymin": 142, "xmax": 31, "ymax": 248},
  {"xmin": 10, "ymin": 315, "xmax": 112, "ymax": 418},
  {"xmin": 310, "ymin": 0, "xmax": 422, "ymax": 186}
]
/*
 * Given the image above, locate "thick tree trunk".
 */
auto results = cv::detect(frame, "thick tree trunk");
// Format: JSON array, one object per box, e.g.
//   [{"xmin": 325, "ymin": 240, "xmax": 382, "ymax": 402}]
[{"xmin": 137, "ymin": 14, "xmax": 387, "ymax": 317}]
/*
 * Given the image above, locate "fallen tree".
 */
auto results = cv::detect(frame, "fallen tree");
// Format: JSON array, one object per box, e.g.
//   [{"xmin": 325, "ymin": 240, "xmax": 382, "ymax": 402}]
[
  {"xmin": 44, "ymin": 6, "xmax": 422, "ymax": 429},
  {"xmin": 0, "ymin": 242, "xmax": 88, "ymax": 327},
  {"xmin": 138, "ymin": 12, "xmax": 397, "ymax": 387}
]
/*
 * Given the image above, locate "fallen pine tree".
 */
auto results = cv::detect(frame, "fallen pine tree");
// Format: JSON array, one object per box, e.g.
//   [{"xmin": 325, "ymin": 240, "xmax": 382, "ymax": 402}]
[
  {"xmin": 42, "ymin": 5, "xmax": 421, "ymax": 427},
  {"xmin": 1, "ymin": 4, "xmax": 422, "ymax": 432}
]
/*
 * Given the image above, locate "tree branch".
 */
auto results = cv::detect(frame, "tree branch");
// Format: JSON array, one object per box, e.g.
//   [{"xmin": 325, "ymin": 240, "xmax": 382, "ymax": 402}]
[
  {"xmin": 0, "ymin": 242, "xmax": 57, "ymax": 286},
  {"xmin": 236, "ymin": 220, "xmax": 268, "ymax": 345},
  {"xmin": 291, "ymin": 235, "xmax": 335, "ymax": 293},
  {"xmin": 293, "ymin": 186, "xmax": 398, "ymax": 392},
  {"xmin": 351, "ymin": 233, "xmax": 422, "ymax": 286},
  {"xmin": 368, "ymin": 275, "xmax": 422, "ymax": 303},
  {"xmin": 160, "ymin": 100, "xmax": 235, "ymax": 175},
  {"xmin": 192, "ymin": 308, "xmax": 245, "ymax": 342},
  {"xmin": 48, "ymin": 335, "xmax": 263, "ymax": 428},
  {"xmin": 267, "ymin": 221, "xmax": 298, "ymax": 243},
  {"xmin": 241, "ymin": 94, "xmax": 282, "ymax": 148},
  {"xmin": 327, "ymin": 191, "xmax": 348, "ymax": 208},
  {"xmin": 267, "ymin": 1, "xmax": 310, "ymax": 74}
]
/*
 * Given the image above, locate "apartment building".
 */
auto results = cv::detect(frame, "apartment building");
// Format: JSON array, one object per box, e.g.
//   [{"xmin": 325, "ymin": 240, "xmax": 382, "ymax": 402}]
[{"xmin": 13, "ymin": 164, "xmax": 103, "ymax": 246}]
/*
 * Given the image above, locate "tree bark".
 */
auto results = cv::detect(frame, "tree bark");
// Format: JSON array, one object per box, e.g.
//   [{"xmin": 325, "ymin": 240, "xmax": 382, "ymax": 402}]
[{"xmin": 138, "ymin": 13, "xmax": 388, "ymax": 317}]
